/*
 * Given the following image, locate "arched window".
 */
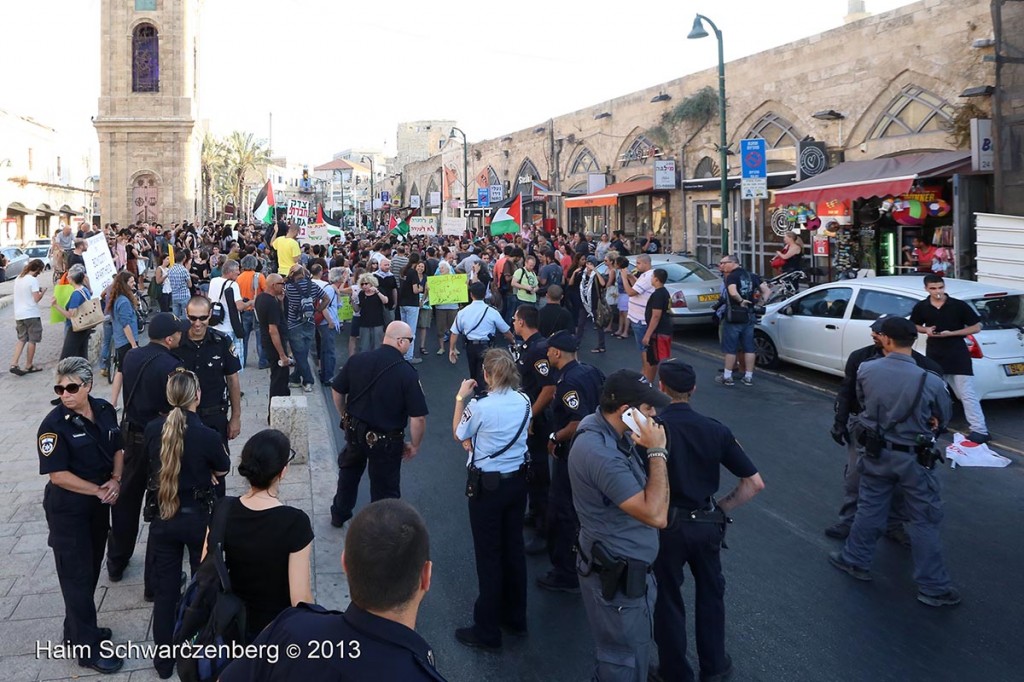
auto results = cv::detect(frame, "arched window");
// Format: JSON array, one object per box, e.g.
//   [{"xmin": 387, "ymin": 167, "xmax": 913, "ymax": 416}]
[
  {"xmin": 694, "ymin": 156, "xmax": 718, "ymax": 178},
  {"xmin": 620, "ymin": 136, "xmax": 660, "ymax": 167},
  {"xmin": 132, "ymin": 24, "xmax": 159, "ymax": 93},
  {"xmin": 570, "ymin": 148, "xmax": 601, "ymax": 175},
  {"xmin": 868, "ymin": 85, "xmax": 954, "ymax": 139},
  {"xmin": 744, "ymin": 113, "xmax": 799, "ymax": 149},
  {"xmin": 516, "ymin": 159, "xmax": 540, "ymax": 182}
]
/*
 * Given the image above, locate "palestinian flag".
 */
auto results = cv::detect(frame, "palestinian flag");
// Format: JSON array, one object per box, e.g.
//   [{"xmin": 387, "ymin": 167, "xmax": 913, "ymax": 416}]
[
  {"xmin": 317, "ymin": 204, "xmax": 343, "ymax": 237},
  {"xmin": 488, "ymin": 194, "xmax": 521, "ymax": 236},
  {"xmin": 390, "ymin": 207, "xmax": 418, "ymax": 236},
  {"xmin": 252, "ymin": 181, "xmax": 275, "ymax": 224}
]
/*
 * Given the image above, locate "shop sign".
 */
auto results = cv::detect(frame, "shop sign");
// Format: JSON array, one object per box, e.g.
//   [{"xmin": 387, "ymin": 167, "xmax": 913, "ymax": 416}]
[
  {"xmin": 653, "ymin": 159, "xmax": 677, "ymax": 190},
  {"xmin": 489, "ymin": 184, "xmax": 503, "ymax": 203},
  {"xmin": 818, "ymin": 199, "xmax": 850, "ymax": 217},
  {"xmin": 812, "ymin": 236, "xmax": 830, "ymax": 256},
  {"xmin": 970, "ymin": 118, "xmax": 994, "ymax": 172},
  {"xmin": 901, "ymin": 186, "xmax": 943, "ymax": 203}
]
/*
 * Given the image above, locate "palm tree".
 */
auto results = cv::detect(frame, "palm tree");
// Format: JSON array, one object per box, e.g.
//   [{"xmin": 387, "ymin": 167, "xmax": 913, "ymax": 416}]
[
  {"xmin": 223, "ymin": 131, "xmax": 271, "ymax": 217},
  {"xmin": 200, "ymin": 133, "xmax": 226, "ymax": 221}
]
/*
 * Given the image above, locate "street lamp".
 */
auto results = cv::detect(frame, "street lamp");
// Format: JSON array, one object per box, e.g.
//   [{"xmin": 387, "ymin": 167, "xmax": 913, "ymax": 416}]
[
  {"xmin": 360, "ymin": 155, "xmax": 375, "ymax": 226},
  {"xmin": 449, "ymin": 127, "xmax": 468, "ymax": 215},
  {"xmin": 332, "ymin": 169, "xmax": 345, "ymax": 223},
  {"xmin": 688, "ymin": 13, "xmax": 730, "ymax": 255}
]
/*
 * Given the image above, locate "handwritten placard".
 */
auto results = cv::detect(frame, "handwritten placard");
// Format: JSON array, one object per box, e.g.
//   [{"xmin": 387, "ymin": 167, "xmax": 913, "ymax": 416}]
[
  {"xmin": 84, "ymin": 234, "xmax": 117, "ymax": 292},
  {"xmin": 301, "ymin": 222, "xmax": 329, "ymax": 246},
  {"xmin": 426, "ymin": 274, "xmax": 469, "ymax": 306},
  {"xmin": 441, "ymin": 216, "xmax": 467, "ymax": 236}
]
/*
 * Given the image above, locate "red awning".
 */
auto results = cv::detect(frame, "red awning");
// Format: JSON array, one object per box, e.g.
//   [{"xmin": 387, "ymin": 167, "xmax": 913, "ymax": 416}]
[
  {"xmin": 771, "ymin": 151, "xmax": 971, "ymax": 206},
  {"xmin": 565, "ymin": 179, "xmax": 654, "ymax": 208}
]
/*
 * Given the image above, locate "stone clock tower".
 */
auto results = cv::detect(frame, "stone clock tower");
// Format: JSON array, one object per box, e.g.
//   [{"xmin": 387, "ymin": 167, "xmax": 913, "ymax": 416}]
[{"xmin": 94, "ymin": 0, "xmax": 202, "ymax": 226}]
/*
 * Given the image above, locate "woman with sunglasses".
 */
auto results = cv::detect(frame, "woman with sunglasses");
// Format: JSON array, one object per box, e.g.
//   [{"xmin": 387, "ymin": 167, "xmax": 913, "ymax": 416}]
[
  {"xmin": 38, "ymin": 357, "xmax": 126, "ymax": 674},
  {"xmin": 209, "ymin": 429, "xmax": 313, "ymax": 643},
  {"xmin": 106, "ymin": 271, "xmax": 140, "ymax": 409},
  {"xmin": 144, "ymin": 369, "xmax": 230, "ymax": 678}
]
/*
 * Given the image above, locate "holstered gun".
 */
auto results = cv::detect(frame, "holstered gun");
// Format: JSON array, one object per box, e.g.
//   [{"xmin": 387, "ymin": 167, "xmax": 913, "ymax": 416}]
[{"xmin": 591, "ymin": 541, "xmax": 627, "ymax": 601}]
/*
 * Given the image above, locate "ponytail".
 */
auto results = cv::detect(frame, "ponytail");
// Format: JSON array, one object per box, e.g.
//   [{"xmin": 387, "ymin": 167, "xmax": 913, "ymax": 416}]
[{"xmin": 156, "ymin": 369, "xmax": 200, "ymax": 520}]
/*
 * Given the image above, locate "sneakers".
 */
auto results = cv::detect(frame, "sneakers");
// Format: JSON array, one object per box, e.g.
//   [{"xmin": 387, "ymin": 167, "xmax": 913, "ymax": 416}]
[
  {"xmin": 824, "ymin": 523, "xmax": 850, "ymax": 540},
  {"xmin": 436, "ymin": 348, "xmax": 445, "ymax": 356},
  {"xmin": 714, "ymin": 375, "xmax": 734, "ymax": 387},
  {"xmin": 917, "ymin": 588, "xmax": 962, "ymax": 608},
  {"xmin": 420, "ymin": 347, "xmax": 428, "ymax": 355},
  {"xmin": 288, "ymin": 379, "xmax": 302, "ymax": 388},
  {"xmin": 966, "ymin": 431, "xmax": 991, "ymax": 444},
  {"xmin": 302, "ymin": 384, "xmax": 314, "ymax": 393},
  {"xmin": 828, "ymin": 551, "xmax": 872, "ymax": 581},
  {"xmin": 740, "ymin": 375, "xmax": 753, "ymax": 386},
  {"xmin": 409, "ymin": 357, "xmax": 423, "ymax": 365}
]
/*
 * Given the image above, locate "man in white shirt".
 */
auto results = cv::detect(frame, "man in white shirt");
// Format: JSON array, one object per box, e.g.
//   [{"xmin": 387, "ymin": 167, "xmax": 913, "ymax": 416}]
[
  {"xmin": 622, "ymin": 254, "xmax": 656, "ymax": 381},
  {"xmin": 10, "ymin": 260, "xmax": 46, "ymax": 375},
  {"xmin": 208, "ymin": 259, "xmax": 249, "ymax": 362}
]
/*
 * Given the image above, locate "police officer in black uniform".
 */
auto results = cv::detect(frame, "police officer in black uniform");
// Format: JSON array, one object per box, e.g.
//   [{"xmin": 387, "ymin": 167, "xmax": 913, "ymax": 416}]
[
  {"xmin": 219, "ymin": 500, "xmax": 447, "ymax": 681},
  {"xmin": 653, "ymin": 360, "xmax": 765, "ymax": 682},
  {"xmin": 511, "ymin": 304, "xmax": 557, "ymax": 552},
  {"xmin": 39, "ymin": 357, "xmax": 125, "ymax": 674},
  {"xmin": 106, "ymin": 312, "xmax": 185, "ymax": 584},
  {"xmin": 172, "ymin": 296, "xmax": 243, "ymax": 453},
  {"xmin": 538, "ymin": 329, "xmax": 605, "ymax": 593},
  {"xmin": 331, "ymin": 321, "xmax": 429, "ymax": 527}
]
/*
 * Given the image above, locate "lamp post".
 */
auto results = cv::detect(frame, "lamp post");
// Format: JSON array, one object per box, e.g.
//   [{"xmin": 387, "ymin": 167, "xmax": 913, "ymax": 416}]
[
  {"xmin": 449, "ymin": 127, "xmax": 468, "ymax": 217},
  {"xmin": 688, "ymin": 14, "xmax": 730, "ymax": 256},
  {"xmin": 361, "ymin": 155, "xmax": 375, "ymax": 227},
  {"xmin": 332, "ymin": 169, "xmax": 345, "ymax": 223}
]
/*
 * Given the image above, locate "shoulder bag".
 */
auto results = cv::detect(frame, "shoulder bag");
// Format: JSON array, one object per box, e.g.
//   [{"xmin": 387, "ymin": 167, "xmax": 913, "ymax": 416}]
[{"xmin": 71, "ymin": 290, "xmax": 105, "ymax": 332}]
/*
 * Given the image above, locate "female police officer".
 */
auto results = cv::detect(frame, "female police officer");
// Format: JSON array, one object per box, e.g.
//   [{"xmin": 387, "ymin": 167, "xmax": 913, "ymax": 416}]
[
  {"xmin": 145, "ymin": 369, "xmax": 230, "ymax": 678},
  {"xmin": 38, "ymin": 356, "xmax": 124, "ymax": 674},
  {"xmin": 451, "ymin": 348, "xmax": 532, "ymax": 651}
]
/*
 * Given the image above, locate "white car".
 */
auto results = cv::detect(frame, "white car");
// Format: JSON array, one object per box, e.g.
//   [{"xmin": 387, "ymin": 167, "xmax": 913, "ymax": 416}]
[
  {"xmin": 596, "ymin": 254, "xmax": 723, "ymax": 327},
  {"xmin": 753, "ymin": 276, "xmax": 1024, "ymax": 400}
]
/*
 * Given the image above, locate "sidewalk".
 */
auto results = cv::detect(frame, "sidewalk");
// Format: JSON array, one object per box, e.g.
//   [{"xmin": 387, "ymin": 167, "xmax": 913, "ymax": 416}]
[{"xmin": 0, "ymin": 295, "xmax": 347, "ymax": 681}]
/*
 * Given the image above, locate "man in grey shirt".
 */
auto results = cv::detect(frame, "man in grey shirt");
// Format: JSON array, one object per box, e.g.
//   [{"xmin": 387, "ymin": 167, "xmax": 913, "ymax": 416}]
[{"xmin": 569, "ymin": 369, "xmax": 670, "ymax": 681}]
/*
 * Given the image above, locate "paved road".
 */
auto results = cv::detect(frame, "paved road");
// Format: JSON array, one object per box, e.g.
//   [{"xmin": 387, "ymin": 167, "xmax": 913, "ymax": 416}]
[{"xmin": 326, "ymin": 323, "xmax": 1023, "ymax": 682}]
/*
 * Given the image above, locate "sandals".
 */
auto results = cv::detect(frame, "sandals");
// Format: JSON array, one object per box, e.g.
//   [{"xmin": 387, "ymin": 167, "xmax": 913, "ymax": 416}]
[
  {"xmin": 9, "ymin": 366, "xmax": 24, "ymax": 376},
  {"xmin": 24, "ymin": 366, "xmax": 43, "ymax": 373}
]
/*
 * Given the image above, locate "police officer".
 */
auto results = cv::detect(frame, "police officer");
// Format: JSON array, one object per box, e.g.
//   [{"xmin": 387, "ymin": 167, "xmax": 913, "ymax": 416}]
[
  {"xmin": 144, "ymin": 369, "xmax": 230, "ymax": 679},
  {"xmin": 219, "ymin": 500, "xmax": 448, "ymax": 681},
  {"xmin": 331, "ymin": 321, "xmax": 429, "ymax": 527},
  {"xmin": 826, "ymin": 314, "xmax": 943, "ymax": 544},
  {"xmin": 569, "ymin": 369, "xmax": 670, "ymax": 681},
  {"xmin": 538, "ymin": 330, "xmax": 605, "ymax": 593},
  {"xmin": 172, "ymin": 295, "xmax": 243, "ymax": 450},
  {"xmin": 653, "ymin": 360, "xmax": 765, "ymax": 682},
  {"xmin": 829, "ymin": 316, "xmax": 960, "ymax": 607},
  {"xmin": 451, "ymin": 348, "xmax": 531, "ymax": 650},
  {"xmin": 449, "ymin": 282, "xmax": 515, "ymax": 387},
  {"xmin": 511, "ymin": 304, "xmax": 556, "ymax": 552},
  {"xmin": 39, "ymin": 357, "xmax": 125, "ymax": 674},
  {"xmin": 107, "ymin": 312, "xmax": 185, "ymax": 585}
]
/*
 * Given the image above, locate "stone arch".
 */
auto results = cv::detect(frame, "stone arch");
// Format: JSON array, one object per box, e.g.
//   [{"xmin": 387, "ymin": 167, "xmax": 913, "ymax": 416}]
[
  {"xmin": 130, "ymin": 171, "xmax": 161, "ymax": 223},
  {"xmin": 409, "ymin": 182, "xmax": 420, "ymax": 202},
  {"xmin": 730, "ymin": 100, "xmax": 804, "ymax": 147},
  {"xmin": 569, "ymin": 147, "xmax": 602, "ymax": 175},
  {"xmin": 623, "ymin": 174, "xmax": 652, "ymax": 183},
  {"xmin": 693, "ymin": 156, "xmax": 718, "ymax": 178},
  {"xmin": 618, "ymin": 133, "xmax": 660, "ymax": 168},
  {"xmin": 515, "ymin": 158, "xmax": 540, "ymax": 183},
  {"xmin": 865, "ymin": 85, "xmax": 955, "ymax": 140},
  {"xmin": 847, "ymin": 69, "xmax": 957, "ymax": 146},
  {"xmin": 132, "ymin": 22, "xmax": 160, "ymax": 93}
]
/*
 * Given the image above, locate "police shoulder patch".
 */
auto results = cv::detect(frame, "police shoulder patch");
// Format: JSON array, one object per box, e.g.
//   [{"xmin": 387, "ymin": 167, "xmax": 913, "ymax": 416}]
[
  {"xmin": 461, "ymin": 407, "xmax": 472, "ymax": 424},
  {"xmin": 534, "ymin": 359, "xmax": 550, "ymax": 377},
  {"xmin": 38, "ymin": 432, "xmax": 58, "ymax": 457},
  {"xmin": 562, "ymin": 390, "xmax": 580, "ymax": 411}
]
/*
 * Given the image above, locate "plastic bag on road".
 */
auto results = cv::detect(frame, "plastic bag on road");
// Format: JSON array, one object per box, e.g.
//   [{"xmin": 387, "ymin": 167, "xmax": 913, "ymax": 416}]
[{"xmin": 945, "ymin": 432, "xmax": 1012, "ymax": 469}]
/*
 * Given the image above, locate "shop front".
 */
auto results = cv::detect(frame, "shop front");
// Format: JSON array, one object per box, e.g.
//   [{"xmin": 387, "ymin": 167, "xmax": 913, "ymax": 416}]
[
  {"xmin": 564, "ymin": 179, "xmax": 670, "ymax": 245},
  {"xmin": 771, "ymin": 151, "xmax": 987, "ymax": 281}
]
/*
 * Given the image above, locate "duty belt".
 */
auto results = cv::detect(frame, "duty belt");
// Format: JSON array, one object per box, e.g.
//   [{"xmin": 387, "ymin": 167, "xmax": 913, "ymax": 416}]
[
  {"xmin": 348, "ymin": 417, "xmax": 403, "ymax": 448},
  {"xmin": 198, "ymin": 404, "xmax": 229, "ymax": 418}
]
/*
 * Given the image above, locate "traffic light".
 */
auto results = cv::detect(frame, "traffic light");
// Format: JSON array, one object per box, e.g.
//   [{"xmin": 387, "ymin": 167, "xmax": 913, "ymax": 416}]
[{"xmin": 302, "ymin": 169, "xmax": 309, "ymax": 182}]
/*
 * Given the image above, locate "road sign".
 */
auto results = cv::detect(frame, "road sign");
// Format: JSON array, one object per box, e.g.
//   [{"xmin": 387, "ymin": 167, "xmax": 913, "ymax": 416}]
[
  {"xmin": 380, "ymin": 190, "xmax": 390, "ymax": 204},
  {"xmin": 740, "ymin": 138, "xmax": 768, "ymax": 199},
  {"xmin": 477, "ymin": 188, "xmax": 490, "ymax": 208},
  {"xmin": 741, "ymin": 178, "xmax": 768, "ymax": 200}
]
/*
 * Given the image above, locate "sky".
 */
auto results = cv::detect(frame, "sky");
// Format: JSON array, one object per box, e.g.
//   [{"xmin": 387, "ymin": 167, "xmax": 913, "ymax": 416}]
[{"xmin": 1, "ymin": 0, "xmax": 916, "ymax": 165}]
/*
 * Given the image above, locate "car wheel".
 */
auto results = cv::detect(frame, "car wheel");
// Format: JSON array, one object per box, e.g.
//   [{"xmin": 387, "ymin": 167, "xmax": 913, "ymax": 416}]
[{"xmin": 753, "ymin": 330, "xmax": 780, "ymax": 369}]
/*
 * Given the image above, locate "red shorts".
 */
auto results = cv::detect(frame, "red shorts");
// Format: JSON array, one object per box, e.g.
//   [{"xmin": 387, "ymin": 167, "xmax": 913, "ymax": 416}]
[{"xmin": 646, "ymin": 334, "xmax": 672, "ymax": 365}]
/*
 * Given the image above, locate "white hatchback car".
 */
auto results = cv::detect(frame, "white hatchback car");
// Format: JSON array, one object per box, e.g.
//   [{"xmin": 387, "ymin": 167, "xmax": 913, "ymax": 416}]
[
  {"xmin": 753, "ymin": 276, "xmax": 1024, "ymax": 400},
  {"xmin": 596, "ymin": 254, "xmax": 723, "ymax": 327}
]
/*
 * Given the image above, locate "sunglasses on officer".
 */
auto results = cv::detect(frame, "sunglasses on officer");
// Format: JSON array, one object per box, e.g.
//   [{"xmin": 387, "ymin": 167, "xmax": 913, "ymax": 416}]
[
  {"xmin": 54, "ymin": 383, "xmax": 84, "ymax": 395},
  {"xmin": 187, "ymin": 313, "xmax": 210, "ymax": 322}
]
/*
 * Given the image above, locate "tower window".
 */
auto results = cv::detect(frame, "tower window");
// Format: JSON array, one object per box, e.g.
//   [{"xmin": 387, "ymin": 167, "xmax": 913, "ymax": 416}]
[
  {"xmin": 135, "ymin": 0, "xmax": 157, "ymax": 10},
  {"xmin": 132, "ymin": 24, "xmax": 159, "ymax": 93}
]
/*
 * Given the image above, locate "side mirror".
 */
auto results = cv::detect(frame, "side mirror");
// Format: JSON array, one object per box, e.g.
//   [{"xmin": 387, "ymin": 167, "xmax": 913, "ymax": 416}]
[{"xmin": 781, "ymin": 305, "xmax": 794, "ymax": 316}]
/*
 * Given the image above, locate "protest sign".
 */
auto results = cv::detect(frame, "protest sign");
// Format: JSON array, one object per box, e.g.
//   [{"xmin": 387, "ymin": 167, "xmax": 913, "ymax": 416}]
[
  {"xmin": 287, "ymin": 199, "xmax": 310, "ymax": 226},
  {"xmin": 441, "ymin": 216, "xmax": 467, "ymax": 236},
  {"xmin": 426, "ymin": 274, "xmax": 468, "ymax": 306},
  {"xmin": 84, "ymin": 233, "xmax": 117, "ymax": 292},
  {"xmin": 409, "ymin": 216, "xmax": 437, "ymax": 237},
  {"xmin": 301, "ymin": 222, "xmax": 329, "ymax": 246}
]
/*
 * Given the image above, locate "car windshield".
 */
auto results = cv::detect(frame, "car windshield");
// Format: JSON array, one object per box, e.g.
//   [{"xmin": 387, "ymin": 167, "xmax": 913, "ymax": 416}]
[
  {"xmin": 656, "ymin": 262, "xmax": 719, "ymax": 284},
  {"xmin": 26, "ymin": 248, "xmax": 47, "ymax": 257},
  {"xmin": 971, "ymin": 294, "xmax": 1024, "ymax": 331}
]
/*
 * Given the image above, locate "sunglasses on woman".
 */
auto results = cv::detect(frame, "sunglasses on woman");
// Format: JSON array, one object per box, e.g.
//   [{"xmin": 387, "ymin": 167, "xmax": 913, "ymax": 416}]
[{"xmin": 54, "ymin": 383, "xmax": 83, "ymax": 395}]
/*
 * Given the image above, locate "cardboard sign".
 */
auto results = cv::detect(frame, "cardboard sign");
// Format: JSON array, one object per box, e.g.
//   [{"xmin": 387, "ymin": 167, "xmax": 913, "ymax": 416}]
[
  {"xmin": 301, "ymin": 222, "xmax": 329, "ymax": 246},
  {"xmin": 426, "ymin": 274, "xmax": 469, "ymax": 306},
  {"xmin": 409, "ymin": 216, "xmax": 437, "ymax": 236},
  {"xmin": 84, "ymin": 234, "xmax": 117, "ymax": 292},
  {"xmin": 287, "ymin": 199, "xmax": 310, "ymax": 226},
  {"xmin": 441, "ymin": 216, "xmax": 467, "ymax": 236}
]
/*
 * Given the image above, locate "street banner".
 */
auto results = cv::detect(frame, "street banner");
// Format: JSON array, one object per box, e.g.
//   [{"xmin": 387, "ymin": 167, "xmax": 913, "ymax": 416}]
[
  {"xmin": 427, "ymin": 274, "xmax": 469, "ymax": 306},
  {"xmin": 441, "ymin": 216, "xmax": 467, "ymax": 236},
  {"xmin": 84, "ymin": 233, "xmax": 117, "ymax": 292},
  {"xmin": 409, "ymin": 216, "xmax": 437, "ymax": 236},
  {"xmin": 287, "ymin": 199, "xmax": 310, "ymax": 226},
  {"xmin": 301, "ymin": 222, "xmax": 329, "ymax": 246}
]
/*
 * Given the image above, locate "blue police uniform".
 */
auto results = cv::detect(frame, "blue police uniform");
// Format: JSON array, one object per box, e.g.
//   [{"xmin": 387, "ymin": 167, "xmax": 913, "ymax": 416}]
[
  {"xmin": 545, "ymin": 359, "xmax": 604, "ymax": 589},
  {"xmin": 331, "ymin": 344, "xmax": 429, "ymax": 525},
  {"xmin": 172, "ymin": 328, "xmax": 242, "ymax": 446},
  {"xmin": 38, "ymin": 396, "xmax": 122, "ymax": 666},
  {"xmin": 218, "ymin": 602, "xmax": 448, "ymax": 681},
  {"xmin": 455, "ymin": 387, "xmax": 532, "ymax": 647},
  {"xmin": 451, "ymin": 299, "xmax": 510, "ymax": 386},
  {"xmin": 107, "ymin": 343, "xmax": 183, "ymax": 584},
  {"xmin": 516, "ymin": 331, "xmax": 556, "ymax": 532},
  {"xmin": 654, "ymin": 402, "xmax": 757, "ymax": 682},
  {"xmin": 839, "ymin": 351, "xmax": 955, "ymax": 599},
  {"xmin": 144, "ymin": 412, "xmax": 230, "ymax": 678}
]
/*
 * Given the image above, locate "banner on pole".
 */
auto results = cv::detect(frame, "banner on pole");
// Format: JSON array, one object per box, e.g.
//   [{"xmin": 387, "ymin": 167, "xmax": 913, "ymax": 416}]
[
  {"xmin": 426, "ymin": 274, "xmax": 469, "ymax": 306},
  {"xmin": 301, "ymin": 222, "xmax": 329, "ymax": 246}
]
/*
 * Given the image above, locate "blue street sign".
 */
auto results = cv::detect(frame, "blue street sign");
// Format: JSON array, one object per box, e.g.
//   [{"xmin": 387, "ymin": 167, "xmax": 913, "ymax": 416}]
[
  {"xmin": 477, "ymin": 188, "xmax": 490, "ymax": 208},
  {"xmin": 380, "ymin": 190, "xmax": 390, "ymax": 204},
  {"xmin": 740, "ymin": 138, "xmax": 767, "ymax": 179},
  {"xmin": 489, "ymin": 184, "xmax": 503, "ymax": 203}
]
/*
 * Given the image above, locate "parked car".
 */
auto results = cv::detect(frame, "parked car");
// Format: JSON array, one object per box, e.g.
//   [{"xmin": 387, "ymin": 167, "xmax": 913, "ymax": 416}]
[
  {"xmin": 754, "ymin": 276, "xmax": 1024, "ymax": 400},
  {"xmin": 0, "ymin": 247, "xmax": 30, "ymax": 281},
  {"xmin": 596, "ymin": 254, "xmax": 723, "ymax": 327},
  {"xmin": 23, "ymin": 246, "xmax": 52, "ymax": 270}
]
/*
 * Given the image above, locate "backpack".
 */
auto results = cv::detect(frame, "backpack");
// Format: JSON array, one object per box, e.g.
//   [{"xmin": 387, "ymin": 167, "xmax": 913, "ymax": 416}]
[
  {"xmin": 296, "ymin": 278, "xmax": 325, "ymax": 323},
  {"xmin": 172, "ymin": 497, "xmax": 247, "ymax": 682}
]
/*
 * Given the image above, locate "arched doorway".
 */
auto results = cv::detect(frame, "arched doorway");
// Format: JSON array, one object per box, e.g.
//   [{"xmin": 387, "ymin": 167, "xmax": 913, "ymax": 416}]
[{"xmin": 131, "ymin": 174, "xmax": 160, "ymax": 224}]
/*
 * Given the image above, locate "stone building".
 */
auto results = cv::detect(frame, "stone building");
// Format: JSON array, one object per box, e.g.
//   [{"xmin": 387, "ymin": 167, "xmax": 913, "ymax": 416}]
[
  {"xmin": 94, "ymin": 0, "xmax": 202, "ymax": 227},
  {"xmin": 397, "ymin": 0, "xmax": 994, "ymax": 273}
]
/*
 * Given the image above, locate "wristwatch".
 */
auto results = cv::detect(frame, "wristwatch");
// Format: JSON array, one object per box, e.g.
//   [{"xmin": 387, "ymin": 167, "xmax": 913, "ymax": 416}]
[{"xmin": 549, "ymin": 432, "xmax": 558, "ymax": 443}]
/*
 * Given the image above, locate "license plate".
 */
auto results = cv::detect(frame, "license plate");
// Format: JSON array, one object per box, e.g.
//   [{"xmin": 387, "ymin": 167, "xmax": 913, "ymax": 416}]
[
  {"xmin": 1004, "ymin": 363, "xmax": 1024, "ymax": 377},
  {"xmin": 698, "ymin": 293, "xmax": 718, "ymax": 303}
]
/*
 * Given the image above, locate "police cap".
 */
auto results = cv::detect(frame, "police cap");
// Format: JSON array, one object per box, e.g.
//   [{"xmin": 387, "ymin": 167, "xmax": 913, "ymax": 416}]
[
  {"xmin": 547, "ymin": 329, "xmax": 579, "ymax": 352},
  {"xmin": 878, "ymin": 316, "xmax": 918, "ymax": 343},
  {"xmin": 603, "ymin": 369, "xmax": 670, "ymax": 409},
  {"xmin": 149, "ymin": 312, "xmax": 189, "ymax": 340},
  {"xmin": 657, "ymin": 359, "xmax": 697, "ymax": 393},
  {"xmin": 870, "ymin": 313, "xmax": 893, "ymax": 334}
]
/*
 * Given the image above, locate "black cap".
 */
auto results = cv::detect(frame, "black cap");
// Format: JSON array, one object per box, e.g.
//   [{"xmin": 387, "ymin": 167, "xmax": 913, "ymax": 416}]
[
  {"xmin": 149, "ymin": 313, "xmax": 189, "ymax": 340},
  {"xmin": 658, "ymin": 359, "xmax": 696, "ymax": 393},
  {"xmin": 869, "ymin": 314, "xmax": 892, "ymax": 334},
  {"xmin": 602, "ymin": 369, "xmax": 670, "ymax": 410},
  {"xmin": 469, "ymin": 281, "xmax": 487, "ymax": 299},
  {"xmin": 547, "ymin": 330, "xmax": 579, "ymax": 352},
  {"xmin": 878, "ymin": 316, "xmax": 918, "ymax": 342}
]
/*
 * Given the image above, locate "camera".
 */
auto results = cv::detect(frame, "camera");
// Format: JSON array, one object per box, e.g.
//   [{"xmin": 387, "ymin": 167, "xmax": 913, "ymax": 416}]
[{"xmin": 752, "ymin": 305, "xmax": 766, "ymax": 316}]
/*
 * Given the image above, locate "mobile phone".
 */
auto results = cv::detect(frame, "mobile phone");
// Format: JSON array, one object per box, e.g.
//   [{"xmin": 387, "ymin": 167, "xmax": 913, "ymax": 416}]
[{"xmin": 622, "ymin": 407, "xmax": 648, "ymax": 435}]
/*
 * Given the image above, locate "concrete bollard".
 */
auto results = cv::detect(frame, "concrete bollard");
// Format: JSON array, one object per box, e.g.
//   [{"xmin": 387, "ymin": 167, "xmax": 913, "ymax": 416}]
[{"xmin": 270, "ymin": 396, "xmax": 309, "ymax": 464}]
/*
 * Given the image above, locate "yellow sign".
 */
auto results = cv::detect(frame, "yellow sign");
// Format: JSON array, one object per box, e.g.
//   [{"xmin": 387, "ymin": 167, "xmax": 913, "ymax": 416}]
[
  {"xmin": 339, "ymin": 296, "xmax": 354, "ymax": 321},
  {"xmin": 426, "ymin": 274, "xmax": 469, "ymax": 306}
]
